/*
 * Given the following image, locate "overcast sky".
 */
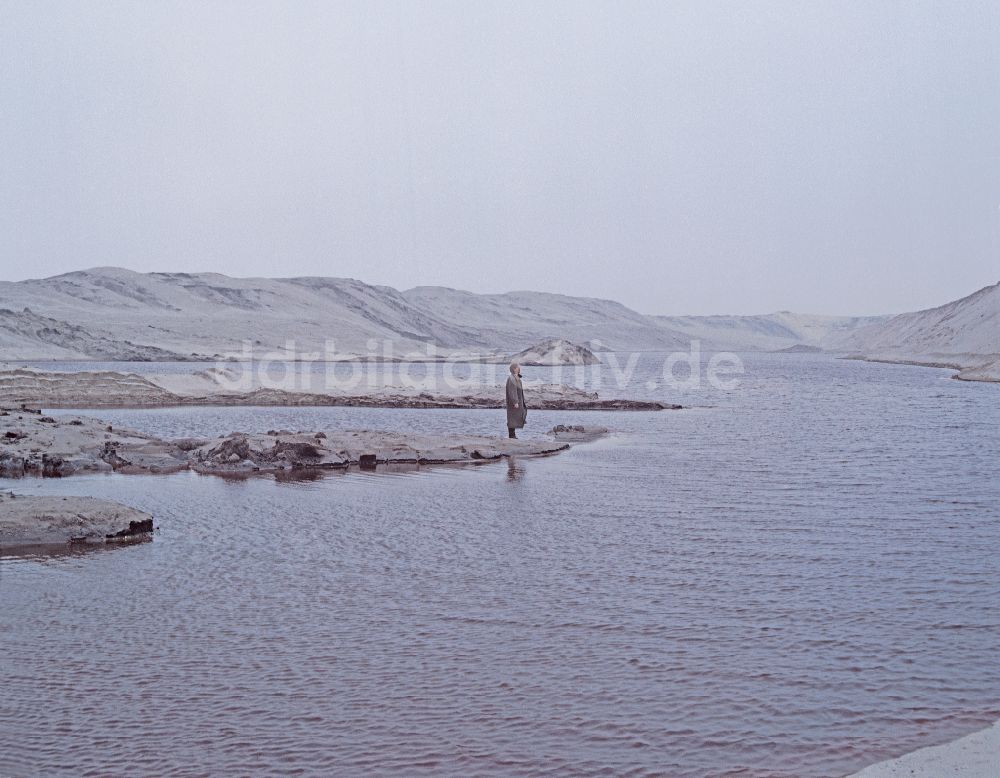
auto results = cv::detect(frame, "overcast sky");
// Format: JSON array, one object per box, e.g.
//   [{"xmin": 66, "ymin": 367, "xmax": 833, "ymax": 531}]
[{"xmin": 1, "ymin": 1, "xmax": 999, "ymax": 315}]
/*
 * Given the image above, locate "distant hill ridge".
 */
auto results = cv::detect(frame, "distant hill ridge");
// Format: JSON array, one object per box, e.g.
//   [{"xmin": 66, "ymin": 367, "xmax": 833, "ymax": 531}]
[{"xmin": 0, "ymin": 267, "xmax": 990, "ymax": 364}]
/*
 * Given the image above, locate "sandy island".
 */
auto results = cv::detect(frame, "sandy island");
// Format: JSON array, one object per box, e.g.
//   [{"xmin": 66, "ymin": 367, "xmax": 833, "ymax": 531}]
[
  {"xmin": 0, "ymin": 362, "xmax": 655, "ymax": 549},
  {"xmin": 0, "ymin": 408, "xmax": 607, "ymax": 478},
  {"xmin": 0, "ymin": 491, "xmax": 154, "ymax": 550},
  {"xmin": 0, "ymin": 408, "xmax": 608, "ymax": 549},
  {"xmin": 844, "ymin": 354, "xmax": 1000, "ymax": 384}
]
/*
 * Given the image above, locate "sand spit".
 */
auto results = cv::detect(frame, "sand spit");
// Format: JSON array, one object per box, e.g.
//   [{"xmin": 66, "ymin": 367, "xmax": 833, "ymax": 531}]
[
  {"xmin": 847, "ymin": 719, "xmax": 1000, "ymax": 777},
  {"xmin": 843, "ymin": 354, "xmax": 1000, "ymax": 384},
  {"xmin": 953, "ymin": 358, "xmax": 1000, "ymax": 384},
  {"xmin": 0, "ymin": 408, "xmax": 606, "ymax": 478},
  {"xmin": 0, "ymin": 492, "xmax": 154, "ymax": 550},
  {"xmin": 0, "ymin": 366, "xmax": 676, "ymax": 410}
]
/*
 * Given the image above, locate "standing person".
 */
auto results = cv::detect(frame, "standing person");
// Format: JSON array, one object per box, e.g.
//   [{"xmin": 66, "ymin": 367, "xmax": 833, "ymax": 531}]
[{"xmin": 506, "ymin": 362, "xmax": 527, "ymax": 438}]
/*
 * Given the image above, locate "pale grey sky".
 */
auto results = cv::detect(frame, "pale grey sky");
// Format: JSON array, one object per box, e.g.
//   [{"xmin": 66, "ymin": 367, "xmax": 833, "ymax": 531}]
[{"xmin": 1, "ymin": 0, "xmax": 999, "ymax": 316}]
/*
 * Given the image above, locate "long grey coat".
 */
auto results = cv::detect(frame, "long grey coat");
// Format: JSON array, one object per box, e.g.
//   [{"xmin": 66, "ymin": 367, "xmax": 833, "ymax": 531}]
[{"xmin": 506, "ymin": 374, "xmax": 527, "ymax": 429}]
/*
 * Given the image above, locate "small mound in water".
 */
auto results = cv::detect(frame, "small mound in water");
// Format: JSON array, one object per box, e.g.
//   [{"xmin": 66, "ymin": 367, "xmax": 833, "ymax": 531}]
[
  {"xmin": 508, "ymin": 339, "xmax": 602, "ymax": 366},
  {"xmin": 0, "ymin": 492, "xmax": 155, "ymax": 550}
]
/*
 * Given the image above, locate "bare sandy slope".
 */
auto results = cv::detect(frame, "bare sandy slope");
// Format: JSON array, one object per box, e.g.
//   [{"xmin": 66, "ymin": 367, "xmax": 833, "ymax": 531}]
[
  {"xmin": 0, "ymin": 267, "xmax": 682, "ymax": 357},
  {"xmin": 845, "ymin": 282, "xmax": 1000, "ymax": 382},
  {"xmin": 0, "ymin": 307, "xmax": 184, "ymax": 361},
  {"xmin": 652, "ymin": 310, "xmax": 888, "ymax": 352},
  {"xmin": 0, "ymin": 492, "xmax": 154, "ymax": 549},
  {"xmin": 0, "ymin": 267, "xmax": 884, "ymax": 359},
  {"xmin": 847, "ymin": 720, "xmax": 1000, "ymax": 777}
]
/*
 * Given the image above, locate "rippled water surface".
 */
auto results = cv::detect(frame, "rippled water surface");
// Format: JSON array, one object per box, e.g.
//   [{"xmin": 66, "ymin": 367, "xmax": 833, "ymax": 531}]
[{"xmin": 2, "ymin": 354, "xmax": 1000, "ymax": 777}]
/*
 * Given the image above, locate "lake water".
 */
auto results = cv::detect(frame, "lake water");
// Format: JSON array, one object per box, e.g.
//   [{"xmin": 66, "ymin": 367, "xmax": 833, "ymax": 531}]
[{"xmin": 2, "ymin": 354, "xmax": 999, "ymax": 777}]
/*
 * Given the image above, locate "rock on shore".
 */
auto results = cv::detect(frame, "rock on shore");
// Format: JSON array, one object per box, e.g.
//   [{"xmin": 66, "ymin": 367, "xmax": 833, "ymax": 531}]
[
  {"xmin": 188, "ymin": 429, "xmax": 573, "ymax": 474},
  {"xmin": 0, "ymin": 408, "xmax": 187, "ymax": 477},
  {"xmin": 0, "ymin": 409, "xmax": 612, "ymax": 478},
  {"xmin": 550, "ymin": 424, "xmax": 610, "ymax": 442},
  {"xmin": 0, "ymin": 492, "xmax": 154, "ymax": 549}
]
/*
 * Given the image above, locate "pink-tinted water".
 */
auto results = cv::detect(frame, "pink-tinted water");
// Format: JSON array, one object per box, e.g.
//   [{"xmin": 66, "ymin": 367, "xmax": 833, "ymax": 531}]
[{"xmin": 2, "ymin": 354, "xmax": 999, "ymax": 776}]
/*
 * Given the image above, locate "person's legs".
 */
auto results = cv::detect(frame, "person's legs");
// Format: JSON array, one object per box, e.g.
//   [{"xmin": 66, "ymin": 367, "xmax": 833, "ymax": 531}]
[{"xmin": 508, "ymin": 427, "xmax": 516, "ymax": 439}]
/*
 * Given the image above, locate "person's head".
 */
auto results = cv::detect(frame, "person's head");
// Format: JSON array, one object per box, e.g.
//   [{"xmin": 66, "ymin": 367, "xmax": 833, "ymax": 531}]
[{"xmin": 509, "ymin": 362, "xmax": 521, "ymax": 377}]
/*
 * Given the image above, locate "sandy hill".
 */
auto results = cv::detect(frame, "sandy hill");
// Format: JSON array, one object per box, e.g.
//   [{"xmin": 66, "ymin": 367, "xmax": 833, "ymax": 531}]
[
  {"xmin": 0, "ymin": 307, "xmax": 181, "ymax": 361},
  {"xmin": 0, "ymin": 268, "xmax": 470, "ymax": 359},
  {"xmin": 401, "ymin": 286, "xmax": 688, "ymax": 351},
  {"xmin": 509, "ymin": 339, "xmax": 602, "ymax": 366},
  {"xmin": 843, "ymin": 281, "xmax": 1000, "ymax": 380},
  {"xmin": 846, "ymin": 281, "xmax": 1000, "ymax": 359},
  {"xmin": 0, "ymin": 268, "xmax": 684, "ymax": 359},
  {"xmin": 0, "ymin": 266, "xmax": 932, "ymax": 362}
]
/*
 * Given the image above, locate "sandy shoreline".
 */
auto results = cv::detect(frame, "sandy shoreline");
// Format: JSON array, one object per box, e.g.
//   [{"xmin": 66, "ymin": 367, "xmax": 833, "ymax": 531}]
[
  {"xmin": 952, "ymin": 358, "xmax": 1000, "ymax": 383},
  {"xmin": 0, "ymin": 365, "xmax": 677, "ymax": 410},
  {"xmin": 844, "ymin": 354, "xmax": 1000, "ymax": 384},
  {"xmin": 848, "ymin": 719, "xmax": 1000, "ymax": 777}
]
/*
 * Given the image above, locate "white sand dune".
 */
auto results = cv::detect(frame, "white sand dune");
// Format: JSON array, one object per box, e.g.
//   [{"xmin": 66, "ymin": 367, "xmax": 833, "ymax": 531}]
[
  {"xmin": 0, "ymin": 267, "xmax": 883, "ymax": 360},
  {"xmin": 0, "ymin": 267, "xmax": 680, "ymax": 358},
  {"xmin": 2, "ymin": 268, "xmax": 995, "ymax": 381}
]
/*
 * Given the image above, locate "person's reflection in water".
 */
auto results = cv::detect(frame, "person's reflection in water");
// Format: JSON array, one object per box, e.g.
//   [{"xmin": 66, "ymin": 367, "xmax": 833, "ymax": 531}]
[{"xmin": 506, "ymin": 456, "xmax": 525, "ymax": 482}]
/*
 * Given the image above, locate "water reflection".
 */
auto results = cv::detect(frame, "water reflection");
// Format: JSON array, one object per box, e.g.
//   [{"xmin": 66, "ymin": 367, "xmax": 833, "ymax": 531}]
[{"xmin": 506, "ymin": 457, "xmax": 525, "ymax": 482}]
